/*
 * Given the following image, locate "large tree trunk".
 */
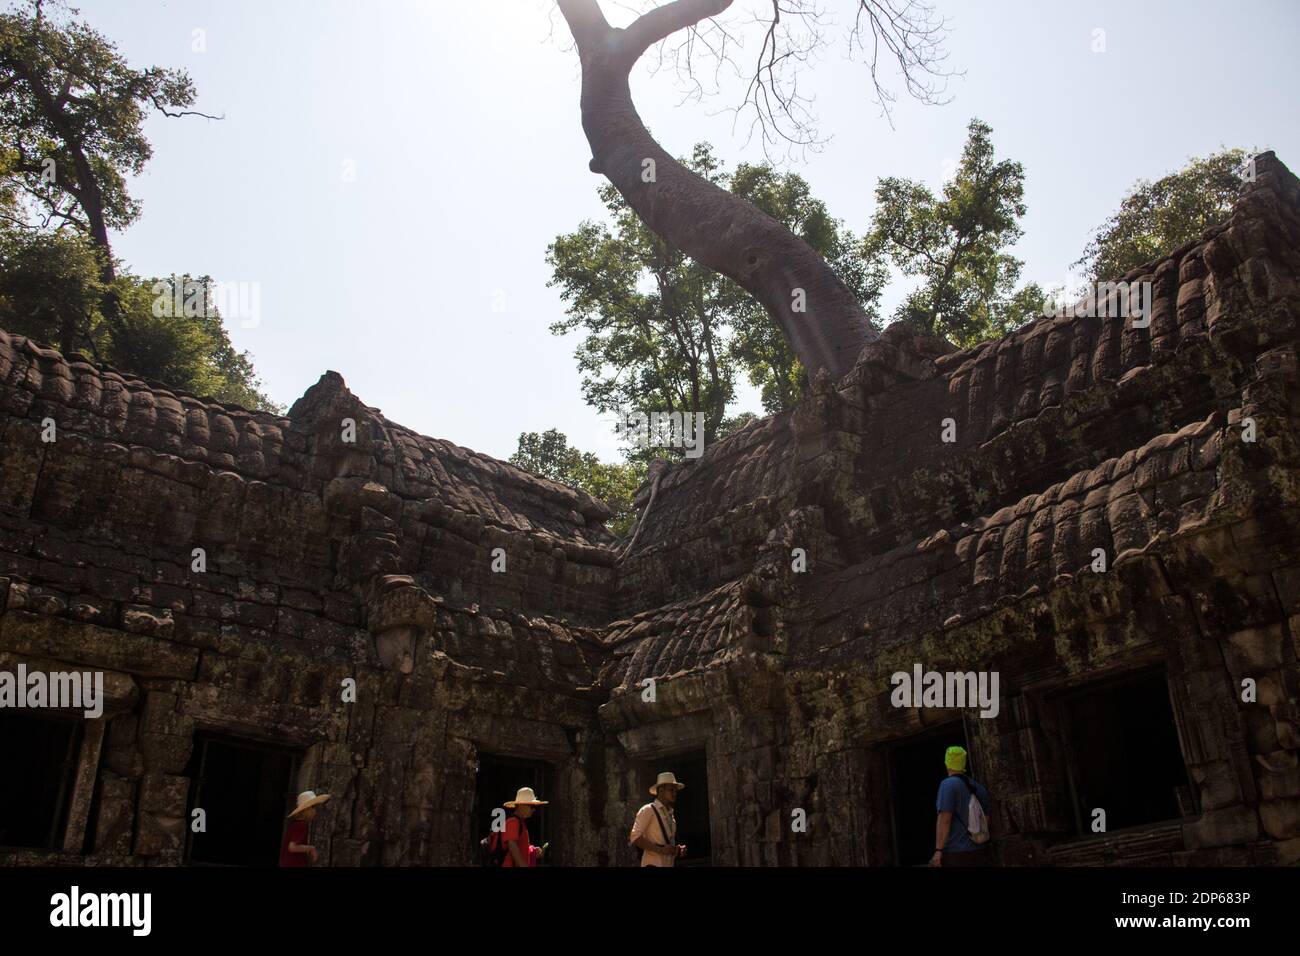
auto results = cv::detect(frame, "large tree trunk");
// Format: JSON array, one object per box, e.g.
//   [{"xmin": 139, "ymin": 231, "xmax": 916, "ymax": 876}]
[
  {"xmin": 557, "ymin": 0, "xmax": 876, "ymax": 382},
  {"xmin": 10, "ymin": 53, "xmax": 125, "ymax": 345}
]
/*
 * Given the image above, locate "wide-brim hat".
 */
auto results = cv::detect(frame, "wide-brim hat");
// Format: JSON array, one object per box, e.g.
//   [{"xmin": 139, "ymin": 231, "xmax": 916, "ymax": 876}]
[
  {"xmin": 288, "ymin": 790, "xmax": 331, "ymax": 819},
  {"xmin": 504, "ymin": 786, "xmax": 548, "ymax": 808},
  {"xmin": 650, "ymin": 771, "xmax": 684, "ymax": 795}
]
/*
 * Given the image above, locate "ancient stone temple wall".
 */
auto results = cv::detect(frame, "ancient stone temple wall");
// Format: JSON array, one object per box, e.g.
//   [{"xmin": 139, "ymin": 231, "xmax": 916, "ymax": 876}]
[
  {"xmin": 0, "ymin": 339, "xmax": 621, "ymax": 865},
  {"xmin": 1, "ymin": 153, "xmax": 1298, "ymax": 867},
  {"xmin": 586, "ymin": 152, "xmax": 1300, "ymax": 868}
]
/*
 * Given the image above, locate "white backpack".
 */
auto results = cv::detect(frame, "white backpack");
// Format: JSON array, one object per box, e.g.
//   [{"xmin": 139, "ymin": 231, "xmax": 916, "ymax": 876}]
[{"xmin": 960, "ymin": 775, "xmax": 990, "ymax": 844}]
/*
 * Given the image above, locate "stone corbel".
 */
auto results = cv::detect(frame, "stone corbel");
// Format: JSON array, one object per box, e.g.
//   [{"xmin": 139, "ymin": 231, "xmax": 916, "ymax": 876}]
[{"xmin": 366, "ymin": 578, "xmax": 442, "ymax": 674}]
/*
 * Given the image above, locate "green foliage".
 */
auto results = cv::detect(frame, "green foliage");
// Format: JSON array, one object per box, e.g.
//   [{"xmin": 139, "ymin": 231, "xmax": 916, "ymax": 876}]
[
  {"xmin": 717, "ymin": 411, "xmax": 759, "ymax": 440},
  {"xmin": 0, "ymin": 1, "xmax": 279, "ymax": 412},
  {"xmin": 548, "ymin": 143, "xmax": 876, "ymax": 430},
  {"xmin": 1074, "ymin": 148, "xmax": 1249, "ymax": 282},
  {"xmin": 0, "ymin": 225, "xmax": 102, "ymax": 344},
  {"xmin": 111, "ymin": 276, "xmax": 280, "ymax": 411},
  {"xmin": 991, "ymin": 281, "xmax": 1049, "ymax": 337},
  {"xmin": 0, "ymin": 232, "xmax": 280, "ymax": 410},
  {"xmin": 866, "ymin": 119, "xmax": 1042, "ymax": 347},
  {"xmin": 0, "ymin": 1, "xmax": 202, "ymax": 235},
  {"xmin": 510, "ymin": 429, "xmax": 646, "ymax": 537},
  {"xmin": 547, "ymin": 145, "xmax": 737, "ymax": 442}
]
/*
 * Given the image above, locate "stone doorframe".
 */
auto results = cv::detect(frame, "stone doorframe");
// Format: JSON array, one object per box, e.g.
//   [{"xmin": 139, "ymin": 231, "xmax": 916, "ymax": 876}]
[{"xmin": 615, "ymin": 711, "xmax": 722, "ymax": 863}]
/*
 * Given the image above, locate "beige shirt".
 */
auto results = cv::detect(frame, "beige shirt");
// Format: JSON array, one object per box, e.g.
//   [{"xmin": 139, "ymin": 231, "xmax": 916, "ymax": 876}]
[{"xmin": 629, "ymin": 799, "xmax": 677, "ymax": 867}]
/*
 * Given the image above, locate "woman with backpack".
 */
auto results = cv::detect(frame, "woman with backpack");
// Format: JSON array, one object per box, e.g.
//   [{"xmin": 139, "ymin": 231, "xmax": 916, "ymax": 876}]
[{"xmin": 483, "ymin": 787, "xmax": 547, "ymax": 867}]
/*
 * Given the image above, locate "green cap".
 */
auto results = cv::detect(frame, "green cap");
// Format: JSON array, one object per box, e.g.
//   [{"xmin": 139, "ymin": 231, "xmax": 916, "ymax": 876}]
[{"xmin": 945, "ymin": 746, "xmax": 967, "ymax": 772}]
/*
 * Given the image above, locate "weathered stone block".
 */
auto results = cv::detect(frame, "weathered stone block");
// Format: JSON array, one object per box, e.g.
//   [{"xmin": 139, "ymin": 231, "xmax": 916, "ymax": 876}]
[
  {"xmin": 1275, "ymin": 835, "xmax": 1300, "ymax": 865},
  {"xmin": 0, "ymin": 611, "xmax": 199, "ymax": 678},
  {"xmin": 1259, "ymin": 796, "xmax": 1300, "ymax": 840},
  {"xmin": 67, "ymin": 594, "xmax": 114, "ymax": 624},
  {"xmin": 1225, "ymin": 624, "xmax": 1287, "ymax": 672},
  {"xmin": 1182, "ymin": 805, "xmax": 1260, "ymax": 849},
  {"xmin": 93, "ymin": 775, "xmax": 135, "ymax": 855},
  {"xmin": 122, "ymin": 605, "xmax": 175, "ymax": 638},
  {"xmin": 139, "ymin": 731, "xmax": 194, "ymax": 774},
  {"xmin": 1189, "ymin": 760, "xmax": 1244, "ymax": 811},
  {"xmin": 134, "ymin": 810, "xmax": 186, "ymax": 858},
  {"xmin": 139, "ymin": 772, "xmax": 190, "ymax": 815}
]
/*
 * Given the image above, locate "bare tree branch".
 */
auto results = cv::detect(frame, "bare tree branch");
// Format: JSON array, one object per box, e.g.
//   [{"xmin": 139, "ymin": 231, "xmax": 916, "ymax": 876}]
[
  {"xmin": 848, "ymin": 0, "xmax": 956, "ymax": 126},
  {"xmin": 589, "ymin": 0, "xmax": 958, "ymax": 159},
  {"xmin": 145, "ymin": 93, "xmax": 223, "ymax": 120},
  {"xmin": 622, "ymin": 0, "xmax": 734, "ymax": 61}
]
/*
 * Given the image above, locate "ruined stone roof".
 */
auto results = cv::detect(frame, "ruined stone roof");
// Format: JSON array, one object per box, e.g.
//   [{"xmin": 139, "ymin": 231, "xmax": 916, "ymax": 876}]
[
  {"xmin": 287, "ymin": 370, "xmax": 617, "ymax": 548},
  {"xmin": 600, "ymin": 580, "xmax": 746, "ymax": 691},
  {"xmin": 0, "ymin": 332, "xmax": 297, "ymax": 479},
  {"xmin": 792, "ymin": 405, "xmax": 1249, "ymax": 666},
  {"xmin": 0, "ymin": 334, "xmax": 616, "ymax": 549}
]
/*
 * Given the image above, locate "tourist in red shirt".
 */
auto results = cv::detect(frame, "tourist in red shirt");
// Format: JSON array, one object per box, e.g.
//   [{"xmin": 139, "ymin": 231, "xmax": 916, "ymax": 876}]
[
  {"xmin": 498, "ymin": 787, "xmax": 547, "ymax": 867},
  {"xmin": 280, "ymin": 790, "xmax": 331, "ymax": 867}
]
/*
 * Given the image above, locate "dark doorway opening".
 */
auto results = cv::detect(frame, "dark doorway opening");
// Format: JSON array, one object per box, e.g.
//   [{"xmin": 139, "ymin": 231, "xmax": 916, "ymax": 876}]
[
  {"xmin": 1057, "ymin": 670, "xmax": 1193, "ymax": 835},
  {"xmin": 649, "ymin": 751, "xmax": 711, "ymax": 866},
  {"xmin": 184, "ymin": 734, "xmax": 300, "ymax": 866},
  {"xmin": 473, "ymin": 754, "xmax": 553, "ymax": 860},
  {"xmin": 886, "ymin": 722, "xmax": 970, "ymax": 867},
  {"xmin": 0, "ymin": 713, "xmax": 81, "ymax": 850}
]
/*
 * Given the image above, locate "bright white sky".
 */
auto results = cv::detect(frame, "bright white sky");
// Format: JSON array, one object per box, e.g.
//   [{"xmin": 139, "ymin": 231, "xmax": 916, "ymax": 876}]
[{"xmin": 75, "ymin": 0, "xmax": 1300, "ymax": 462}]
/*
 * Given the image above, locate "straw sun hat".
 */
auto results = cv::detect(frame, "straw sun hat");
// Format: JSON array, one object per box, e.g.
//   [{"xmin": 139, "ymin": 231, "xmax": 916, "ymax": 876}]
[
  {"xmin": 504, "ymin": 787, "xmax": 548, "ymax": 808},
  {"xmin": 650, "ymin": 772, "xmax": 685, "ymax": 795},
  {"xmin": 287, "ymin": 790, "xmax": 332, "ymax": 819}
]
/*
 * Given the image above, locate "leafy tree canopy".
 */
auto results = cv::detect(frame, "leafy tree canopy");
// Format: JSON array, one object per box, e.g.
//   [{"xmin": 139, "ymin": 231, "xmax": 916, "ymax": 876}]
[
  {"xmin": 548, "ymin": 142, "xmax": 878, "ymax": 431},
  {"xmin": 0, "ymin": 229, "xmax": 280, "ymax": 410},
  {"xmin": 0, "ymin": 0, "xmax": 208, "ymax": 240},
  {"xmin": 510, "ymin": 429, "xmax": 645, "ymax": 537},
  {"xmin": 1074, "ymin": 148, "xmax": 1249, "ymax": 283},
  {"xmin": 0, "ymin": 0, "xmax": 277, "ymax": 411},
  {"xmin": 865, "ymin": 118, "xmax": 1043, "ymax": 347}
]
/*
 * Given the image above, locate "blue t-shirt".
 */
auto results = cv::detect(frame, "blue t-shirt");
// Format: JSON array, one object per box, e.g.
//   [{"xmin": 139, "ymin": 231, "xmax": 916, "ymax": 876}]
[{"xmin": 936, "ymin": 775, "xmax": 990, "ymax": 853}]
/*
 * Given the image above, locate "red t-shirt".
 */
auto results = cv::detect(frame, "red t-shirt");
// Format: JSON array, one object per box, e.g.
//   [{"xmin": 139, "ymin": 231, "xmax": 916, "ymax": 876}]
[
  {"xmin": 499, "ymin": 816, "xmax": 531, "ymax": 867},
  {"xmin": 280, "ymin": 820, "xmax": 310, "ymax": 867}
]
